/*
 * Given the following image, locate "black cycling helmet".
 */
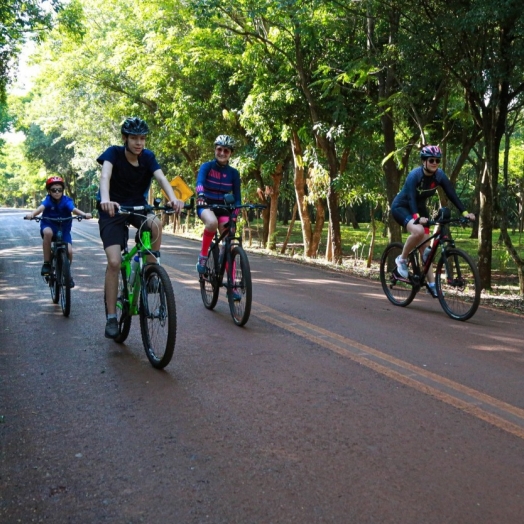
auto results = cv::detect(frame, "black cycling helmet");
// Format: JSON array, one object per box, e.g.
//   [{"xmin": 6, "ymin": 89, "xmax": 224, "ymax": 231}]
[
  {"xmin": 121, "ymin": 117, "xmax": 150, "ymax": 136},
  {"xmin": 214, "ymin": 134, "xmax": 235, "ymax": 151},
  {"xmin": 420, "ymin": 145, "xmax": 442, "ymax": 159}
]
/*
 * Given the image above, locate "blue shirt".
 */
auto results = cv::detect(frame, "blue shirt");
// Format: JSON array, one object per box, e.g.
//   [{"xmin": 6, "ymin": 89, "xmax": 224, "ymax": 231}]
[
  {"xmin": 96, "ymin": 145, "xmax": 161, "ymax": 206},
  {"xmin": 40, "ymin": 194, "xmax": 76, "ymax": 243}
]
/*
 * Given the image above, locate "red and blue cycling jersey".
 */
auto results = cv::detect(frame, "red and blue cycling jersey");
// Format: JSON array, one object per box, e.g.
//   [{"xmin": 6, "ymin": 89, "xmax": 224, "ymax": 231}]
[{"xmin": 195, "ymin": 159, "xmax": 241, "ymax": 217}]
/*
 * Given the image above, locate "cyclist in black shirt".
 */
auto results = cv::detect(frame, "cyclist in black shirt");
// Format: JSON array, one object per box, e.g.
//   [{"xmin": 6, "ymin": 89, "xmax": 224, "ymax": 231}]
[
  {"xmin": 96, "ymin": 117, "xmax": 183, "ymax": 338},
  {"xmin": 391, "ymin": 145, "xmax": 475, "ymax": 296}
]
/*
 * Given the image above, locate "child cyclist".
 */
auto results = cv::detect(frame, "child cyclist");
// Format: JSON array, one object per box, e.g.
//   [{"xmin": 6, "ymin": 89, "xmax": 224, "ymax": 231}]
[{"xmin": 25, "ymin": 176, "xmax": 92, "ymax": 286}]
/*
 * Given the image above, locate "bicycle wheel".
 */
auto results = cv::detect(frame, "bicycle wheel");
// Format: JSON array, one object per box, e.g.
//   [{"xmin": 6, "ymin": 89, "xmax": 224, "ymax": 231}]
[
  {"xmin": 435, "ymin": 248, "xmax": 481, "ymax": 321},
  {"xmin": 104, "ymin": 266, "xmax": 132, "ymax": 343},
  {"xmin": 59, "ymin": 250, "xmax": 71, "ymax": 317},
  {"xmin": 50, "ymin": 254, "xmax": 60, "ymax": 304},
  {"xmin": 140, "ymin": 265, "xmax": 176, "ymax": 369},
  {"xmin": 379, "ymin": 242, "xmax": 417, "ymax": 307},
  {"xmin": 200, "ymin": 246, "xmax": 220, "ymax": 310},
  {"xmin": 228, "ymin": 246, "xmax": 252, "ymax": 327}
]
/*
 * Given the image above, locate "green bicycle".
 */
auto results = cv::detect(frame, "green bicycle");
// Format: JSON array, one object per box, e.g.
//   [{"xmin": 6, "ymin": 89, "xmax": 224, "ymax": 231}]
[{"xmin": 104, "ymin": 200, "xmax": 182, "ymax": 369}]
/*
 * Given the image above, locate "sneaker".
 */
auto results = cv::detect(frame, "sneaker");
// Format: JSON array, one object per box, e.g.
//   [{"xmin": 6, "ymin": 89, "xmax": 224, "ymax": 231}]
[
  {"xmin": 426, "ymin": 283, "xmax": 438, "ymax": 298},
  {"xmin": 395, "ymin": 256, "xmax": 409, "ymax": 278},
  {"xmin": 230, "ymin": 288, "xmax": 242, "ymax": 301},
  {"xmin": 70, "ymin": 278, "xmax": 75, "ymax": 289},
  {"xmin": 105, "ymin": 318, "xmax": 119, "ymax": 339},
  {"xmin": 41, "ymin": 262, "xmax": 51, "ymax": 276},
  {"xmin": 196, "ymin": 255, "xmax": 208, "ymax": 274}
]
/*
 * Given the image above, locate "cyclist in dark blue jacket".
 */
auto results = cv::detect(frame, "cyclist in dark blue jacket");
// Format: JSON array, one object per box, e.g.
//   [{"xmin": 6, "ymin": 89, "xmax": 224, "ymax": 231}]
[
  {"xmin": 391, "ymin": 145, "xmax": 475, "ymax": 296},
  {"xmin": 195, "ymin": 135, "xmax": 241, "ymax": 273}
]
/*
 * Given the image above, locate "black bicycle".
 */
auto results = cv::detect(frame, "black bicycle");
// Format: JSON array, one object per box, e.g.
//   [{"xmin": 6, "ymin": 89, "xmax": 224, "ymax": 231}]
[
  {"xmin": 197, "ymin": 195, "xmax": 266, "ymax": 326},
  {"xmin": 379, "ymin": 207, "xmax": 481, "ymax": 321},
  {"xmin": 25, "ymin": 215, "xmax": 85, "ymax": 317}
]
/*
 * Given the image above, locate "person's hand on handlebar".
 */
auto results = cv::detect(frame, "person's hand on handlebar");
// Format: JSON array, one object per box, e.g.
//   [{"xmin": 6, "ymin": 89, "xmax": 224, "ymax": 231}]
[
  {"xmin": 166, "ymin": 198, "xmax": 184, "ymax": 214},
  {"xmin": 100, "ymin": 201, "xmax": 120, "ymax": 217},
  {"xmin": 196, "ymin": 193, "xmax": 206, "ymax": 207},
  {"xmin": 465, "ymin": 212, "xmax": 475, "ymax": 221}
]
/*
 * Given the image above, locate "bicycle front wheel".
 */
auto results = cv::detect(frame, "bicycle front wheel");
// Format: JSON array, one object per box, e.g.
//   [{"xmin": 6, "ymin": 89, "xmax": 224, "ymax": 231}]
[
  {"xmin": 59, "ymin": 251, "xmax": 71, "ymax": 317},
  {"xmin": 200, "ymin": 246, "xmax": 220, "ymax": 310},
  {"xmin": 50, "ymin": 255, "xmax": 60, "ymax": 304},
  {"xmin": 379, "ymin": 242, "xmax": 417, "ymax": 307},
  {"xmin": 140, "ymin": 265, "xmax": 176, "ymax": 369},
  {"xmin": 435, "ymin": 248, "xmax": 481, "ymax": 321},
  {"xmin": 228, "ymin": 246, "xmax": 252, "ymax": 327}
]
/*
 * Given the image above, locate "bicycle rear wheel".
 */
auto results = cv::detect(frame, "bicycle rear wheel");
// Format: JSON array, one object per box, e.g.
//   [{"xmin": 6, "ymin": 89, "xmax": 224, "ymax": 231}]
[
  {"xmin": 379, "ymin": 242, "xmax": 417, "ymax": 307},
  {"xmin": 140, "ymin": 265, "xmax": 176, "ymax": 369},
  {"xmin": 435, "ymin": 248, "xmax": 481, "ymax": 321},
  {"xmin": 59, "ymin": 250, "xmax": 71, "ymax": 317},
  {"xmin": 104, "ymin": 266, "xmax": 132, "ymax": 343},
  {"xmin": 228, "ymin": 246, "xmax": 252, "ymax": 327},
  {"xmin": 50, "ymin": 254, "xmax": 60, "ymax": 304},
  {"xmin": 200, "ymin": 246, "xmax": 220, "ymax": 310}
]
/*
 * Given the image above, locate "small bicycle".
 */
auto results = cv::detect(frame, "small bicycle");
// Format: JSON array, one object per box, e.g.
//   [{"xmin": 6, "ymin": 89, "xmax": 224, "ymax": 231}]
[
  {"xmin": 25, "ymin": 215, "xmax": 85, "ymax": 317},
  {"xmin": 105, "ymin": 199, "xmax": 187, "ymax": 369},
  {"xmin": 379, "ymin": 207, "xmax": 481, "ymax": 321},
  {"xmin": 198, "ymin": 195, "xmax": 266, "ymax": 326}
]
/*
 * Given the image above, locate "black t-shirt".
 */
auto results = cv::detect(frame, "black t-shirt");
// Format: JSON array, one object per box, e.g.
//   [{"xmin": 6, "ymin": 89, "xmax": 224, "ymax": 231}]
[{"xmin": 96, "ymin": 145, "xmax": 161, "ymax": 206}]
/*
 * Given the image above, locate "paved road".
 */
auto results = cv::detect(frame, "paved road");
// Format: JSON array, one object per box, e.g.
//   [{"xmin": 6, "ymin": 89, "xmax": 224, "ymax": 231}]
[{"xmin": 1, "ymin": 208, "xmax": 524, "ymax": 523}]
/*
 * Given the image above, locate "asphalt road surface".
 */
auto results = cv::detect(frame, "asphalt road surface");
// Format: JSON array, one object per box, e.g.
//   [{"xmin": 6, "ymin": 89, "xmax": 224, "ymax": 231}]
[{"xmin": 1, "ymin": 208, "xmax": 524, "ymax": 523}]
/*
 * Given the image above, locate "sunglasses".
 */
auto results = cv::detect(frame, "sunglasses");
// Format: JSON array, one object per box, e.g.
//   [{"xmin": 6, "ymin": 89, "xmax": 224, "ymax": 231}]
[
  {"xmin": 49, "ymin": 188, "xmax": 64, "ymax": 193},
  {"xmin": 216, "ymin": 147, "xmax": 232, "ymax": 154},
  {"xmin": 427, "ymin": 158, "xmax": 441, "ymax": 165}
]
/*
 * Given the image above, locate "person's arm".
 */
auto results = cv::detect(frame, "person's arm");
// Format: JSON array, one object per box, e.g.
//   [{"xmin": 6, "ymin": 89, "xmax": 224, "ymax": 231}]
[
  {"xmin": 99, "ymin": 160, "xmax": 119, "ymax": 217},
  {"xmin": 25, "ymin": 204, "xmax": 45, "ymax": 219},
  {"xmin": 153, "ymin": 169, "xmax": 184, "ymax": 213},
  {"xmin": 438, "ymin": 172, "xmax": 474, "ymax": 220},
  {"xmin": 73, "ymin": 207, "xmax": 92, "ymax": 219},
  {"xmin": 403, "ymin": 171, "xmax": 421, "ymax": 219}
]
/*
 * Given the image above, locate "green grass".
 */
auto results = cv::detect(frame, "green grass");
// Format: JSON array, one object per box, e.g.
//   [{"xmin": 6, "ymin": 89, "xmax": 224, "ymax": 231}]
[{"xmin": 243, "ymin": 218, "xmax": 524, "ymax": 277}]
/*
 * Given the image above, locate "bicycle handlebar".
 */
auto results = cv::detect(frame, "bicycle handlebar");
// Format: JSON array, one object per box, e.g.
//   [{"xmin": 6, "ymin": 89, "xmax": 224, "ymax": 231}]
[
  {"xmin": 196, "ymin": 203, "xmax": 267, "ymax": 211},
  {"xmin": 427, "ymin": 216, "xmax": 472, "ymax": 227},
  {"xmin": 24, "ymin": 216, "xmax": 86, "ymax": 223},
  {"xmin": 118, "ymin": 201, "xmax": 194, "ymax": 215}
]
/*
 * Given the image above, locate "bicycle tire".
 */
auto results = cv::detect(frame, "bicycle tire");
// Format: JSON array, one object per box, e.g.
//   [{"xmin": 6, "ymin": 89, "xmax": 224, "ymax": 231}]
[
  {"xmin": 200, "ymin": 246, "xmax": 220, "ymax": 310},
  {"xmin": 435, "ymin": 248, "xmax": 481, "ymax": 321},
  {"xmin": 59, "ymin": 250, "xmax": 71, "ymax": 317},
  {"xmin": 227, "ymin": 246, "xmax": 252, "ymax": 327},
  {"xmin": 50, "ymin": 254, "xmax": 60, "ymax": 304},
  {"xmin": 379, "ymin": 242, "xmax": 417, "ymax": 307},
  {"xmin": 140, "ymin": 265, "xmax": 176, "ymax": 369},
  {"xmin": 104, "ymin": 266, "xmax": 132, "ymax": 343}
]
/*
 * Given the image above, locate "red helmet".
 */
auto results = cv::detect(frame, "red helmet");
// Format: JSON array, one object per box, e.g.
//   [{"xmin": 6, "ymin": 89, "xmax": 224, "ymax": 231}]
[{"xmin": 46, "ymin": 176, "xmax": 65, "ymax": 189}]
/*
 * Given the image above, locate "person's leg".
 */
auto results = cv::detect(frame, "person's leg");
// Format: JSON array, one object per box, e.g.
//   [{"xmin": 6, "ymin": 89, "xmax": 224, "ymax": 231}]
[
  {"xmin": 145, "ymin": 215, "xmax": 163, "ymax": 264},
  {"xmin": 104, "ymin": 244, "xmax": 122, "ymax": 315},
  {"xmin": 42, "ymin": 227, "xmax": 53, "ymax": 262},
  {"xmin": 200, "ymin": 209, "xmax": 218, "ymax": 254},
  {"xmin": 401, "ymin": 220, "xmax": 426, "ymax": 259}
]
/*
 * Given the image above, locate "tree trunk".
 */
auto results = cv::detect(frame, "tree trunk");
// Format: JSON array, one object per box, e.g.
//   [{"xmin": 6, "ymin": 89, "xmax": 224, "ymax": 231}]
[
  {"xmin": 267, "ymin": 164, "xmax": 283, "ymax": 250},
  {"xmin": 281, "ymin": 202, "xmax": 298, "ymax": 255},
  {"xmin": 290, "ymin": 131, "xmax": 313, "ymax": 255}
]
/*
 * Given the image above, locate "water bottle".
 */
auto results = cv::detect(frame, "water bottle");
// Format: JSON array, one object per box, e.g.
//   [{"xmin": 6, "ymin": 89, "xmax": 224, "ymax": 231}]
[
  {"xmin": 423, "ymin": 246, "xmax": 432, "ymax": 264},
  {"xmin": 128, "ymin": 255, "xmax": 140, "ymax": 286}
]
